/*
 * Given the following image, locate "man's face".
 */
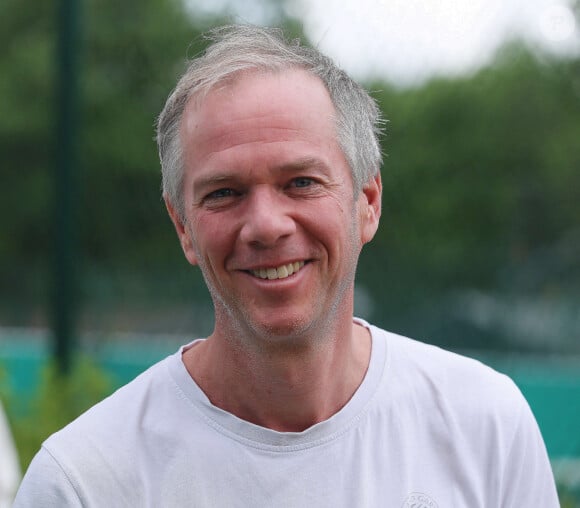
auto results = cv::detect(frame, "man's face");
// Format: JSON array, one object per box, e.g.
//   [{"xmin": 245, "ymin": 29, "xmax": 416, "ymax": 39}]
[{"xmin": 167, "ymin": 69, "xmax": 380, "ymax": 346}]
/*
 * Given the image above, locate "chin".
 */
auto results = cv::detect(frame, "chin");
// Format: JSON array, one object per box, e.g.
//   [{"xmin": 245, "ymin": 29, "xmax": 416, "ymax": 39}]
[
  {"xmin": 243, "ymin": 312, "xmax": 322, "ymax": 349},
  {"xmin": 214, "ymin": 297, "xmax": 336, "ymax": 351}
]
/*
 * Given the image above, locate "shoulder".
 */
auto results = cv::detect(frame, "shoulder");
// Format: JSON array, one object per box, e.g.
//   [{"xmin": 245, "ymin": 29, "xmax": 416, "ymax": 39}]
[
  {"xmin": 13, "ymin": 447, "xmax": 82, "ymax": 507},
  {"xmin": 28, "ymin": 355, "xmax": 180, "ymax": 499},
  {"xmin": 359, "ymin": 322, "xmax": 559, "ymax": 506},
  {"xmin": 370, "ymin": 324, "xmax": 518, "ymax": 391},
  {"xmin": 368, "ymin": 324, "xmax": 558, "ymax": 504},
  {"xmin": 368, "ymin": 324, "xmax": 528, "ymax": 431},
  {"xmin": 47, "ymin": 354, "xmax": 179, "ymax": 446}
]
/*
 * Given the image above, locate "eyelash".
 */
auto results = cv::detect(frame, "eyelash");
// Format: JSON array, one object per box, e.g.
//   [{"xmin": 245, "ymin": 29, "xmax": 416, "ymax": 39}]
[
  {"xmin": 203, "ymin": 177, "xmax": 317, "ymax": 203},
  {"xmin": 290, "ymin": 177, "xmax": 313, "ymax": 188},
  {"xmin": 206, "ymin": 188, "xmax": 238, "ymax": 200}
]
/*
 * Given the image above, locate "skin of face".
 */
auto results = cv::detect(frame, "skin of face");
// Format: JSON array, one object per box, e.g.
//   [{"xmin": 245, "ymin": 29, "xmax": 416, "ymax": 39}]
[{"xmin": 166, "ymin": 68, "xmax": 381, "ymax": 353}]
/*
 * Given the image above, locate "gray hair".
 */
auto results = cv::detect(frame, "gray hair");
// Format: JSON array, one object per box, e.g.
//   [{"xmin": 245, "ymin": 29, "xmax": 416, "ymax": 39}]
[{"xmin": 156, "ymin": 25, "xmax": 384, "ymax": 220}]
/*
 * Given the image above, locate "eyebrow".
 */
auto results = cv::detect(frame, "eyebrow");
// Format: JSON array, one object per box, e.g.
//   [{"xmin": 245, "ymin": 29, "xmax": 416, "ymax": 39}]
[{"xmin": 271, "ymin": 157, "xmax": 329, "ymax": 173}]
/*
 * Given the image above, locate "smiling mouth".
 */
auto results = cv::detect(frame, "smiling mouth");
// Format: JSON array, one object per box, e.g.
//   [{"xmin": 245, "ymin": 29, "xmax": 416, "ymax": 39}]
[{"xmin": 249, "ymin": 261, "xmax": 306, "ymax": 280}]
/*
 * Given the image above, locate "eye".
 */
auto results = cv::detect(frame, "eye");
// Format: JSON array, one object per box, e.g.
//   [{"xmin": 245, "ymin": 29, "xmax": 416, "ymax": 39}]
[
  {"xmin": 291, "ymin": 177, "xmax": 314, "ymax": 188},
  {"xmin": 206, "ymin": 188, "xmax": 237, "ymax": 200}
]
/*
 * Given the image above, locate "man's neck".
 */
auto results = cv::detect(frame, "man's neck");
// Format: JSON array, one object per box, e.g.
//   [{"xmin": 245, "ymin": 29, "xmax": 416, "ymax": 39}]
[{"xmin": 181, "ymin": 320, "xmax": 371, "ymax": 432}]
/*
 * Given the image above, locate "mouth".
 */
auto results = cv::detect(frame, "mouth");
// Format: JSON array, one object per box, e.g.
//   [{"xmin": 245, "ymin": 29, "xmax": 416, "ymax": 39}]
[{"xmin": 248, "ymin": 261, "xmax": 306, "ymax": 280}]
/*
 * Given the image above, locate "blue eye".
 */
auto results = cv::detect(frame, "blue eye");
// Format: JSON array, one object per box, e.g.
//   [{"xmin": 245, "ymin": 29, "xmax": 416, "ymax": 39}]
[
  {"xmin": 292, "ymin": 178, "xmax": 313, "ymax": 188},
  {"xmin": 207, "ymin": 188, "xmax": 236, "ymax": 199}
]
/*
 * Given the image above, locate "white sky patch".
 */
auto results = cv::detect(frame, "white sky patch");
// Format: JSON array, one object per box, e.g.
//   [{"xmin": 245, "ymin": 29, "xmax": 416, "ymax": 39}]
[
  {"xmin": 293, "ymin": 0, "xmax": 580, "ymax": 85},
  {"xmin": 187, "ymin": 0, "xmax": 580, "ymax": 86}
]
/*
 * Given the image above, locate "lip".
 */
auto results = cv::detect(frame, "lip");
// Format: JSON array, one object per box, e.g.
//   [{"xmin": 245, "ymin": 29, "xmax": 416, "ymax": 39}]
[
  {"xmin": 240, "ymin": 259, "xmax": 309, "ymax": 272},
  {"xmin": 239, "ymin": 260, "xmax": 311, "ymax": 283}
]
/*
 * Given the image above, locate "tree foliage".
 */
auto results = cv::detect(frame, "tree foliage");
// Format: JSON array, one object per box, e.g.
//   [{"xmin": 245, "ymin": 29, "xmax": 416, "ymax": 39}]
[{"xmin": 362, "ymin": 43, "xmax": 580, "ymax": 350}]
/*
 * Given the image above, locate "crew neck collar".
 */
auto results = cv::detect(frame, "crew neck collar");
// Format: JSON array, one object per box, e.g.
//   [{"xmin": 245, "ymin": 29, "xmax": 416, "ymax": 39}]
[{"xmin": 167, "ymin": 318, "xmax": 387, "ymax": 451}]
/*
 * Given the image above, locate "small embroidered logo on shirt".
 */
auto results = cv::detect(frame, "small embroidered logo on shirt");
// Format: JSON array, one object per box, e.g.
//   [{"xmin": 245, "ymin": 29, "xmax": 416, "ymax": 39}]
[{"xmin": 402, "ymin": 492, "xmax": 439, "ymax": 508}]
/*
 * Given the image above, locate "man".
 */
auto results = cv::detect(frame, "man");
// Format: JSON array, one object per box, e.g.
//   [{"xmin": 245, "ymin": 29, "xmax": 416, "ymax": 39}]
[{"xmin": 15, "ymin": 25, "xmax": 558, "ymax": 506}]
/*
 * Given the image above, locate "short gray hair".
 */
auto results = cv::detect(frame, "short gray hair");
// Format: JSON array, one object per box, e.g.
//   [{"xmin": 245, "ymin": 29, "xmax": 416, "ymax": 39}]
[{"xmin": 156, "ymin": 25, "xmax": 384, "ymax": 220}]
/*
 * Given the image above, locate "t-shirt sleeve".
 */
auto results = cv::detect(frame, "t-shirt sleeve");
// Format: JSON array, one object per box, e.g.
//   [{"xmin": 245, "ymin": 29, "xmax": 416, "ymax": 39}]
[
  {"xmin": 12, "ymin": 447, "xmax": 82, "ymax": 508},
  {"xmin": 500, "ymin": 397, "xmax": 560, "ymax": 508}
]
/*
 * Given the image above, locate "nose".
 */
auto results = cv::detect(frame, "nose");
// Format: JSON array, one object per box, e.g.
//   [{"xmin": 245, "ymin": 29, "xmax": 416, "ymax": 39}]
[{"xmin": 239, "ymin": 187, "xmax": 296, "ymax": 247}]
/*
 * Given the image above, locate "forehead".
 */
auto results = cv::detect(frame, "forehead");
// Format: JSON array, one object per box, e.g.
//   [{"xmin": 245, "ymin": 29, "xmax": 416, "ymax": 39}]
[{"xmin": 180, "ymin": 69, "xmax": 339, "ymax": 160}]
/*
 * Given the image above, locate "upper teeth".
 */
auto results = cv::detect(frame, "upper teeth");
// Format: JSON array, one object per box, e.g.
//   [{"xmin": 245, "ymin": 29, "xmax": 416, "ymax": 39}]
[{"xmin": 251, "ymin": 261, "xmax": 305, "ymax": 280}]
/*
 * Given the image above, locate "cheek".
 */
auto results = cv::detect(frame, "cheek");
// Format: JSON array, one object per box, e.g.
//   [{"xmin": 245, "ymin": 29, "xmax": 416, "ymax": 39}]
[
  {"xmin": 189, "ymin": 215, "xmax": 236, "ymax": 264},
  {"xmin": 306, "ymin": 205, "xmax": 358, "ymax": 258}
]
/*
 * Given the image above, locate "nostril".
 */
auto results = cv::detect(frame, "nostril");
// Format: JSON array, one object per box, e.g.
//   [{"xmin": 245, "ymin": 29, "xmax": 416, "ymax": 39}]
[{"xmin": 239, "ymin": 213, "xmax": 296, "ymax": 246}]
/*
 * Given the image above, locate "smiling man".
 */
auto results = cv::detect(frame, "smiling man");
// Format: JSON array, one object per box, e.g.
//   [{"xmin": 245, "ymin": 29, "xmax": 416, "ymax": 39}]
[
  {"xmin": 14, "ymin": 25, "xmax": 559, "ymax": 507},
  {"xmin": 164, "ymin": 66, "xmax": 380, "ymax": 433}
]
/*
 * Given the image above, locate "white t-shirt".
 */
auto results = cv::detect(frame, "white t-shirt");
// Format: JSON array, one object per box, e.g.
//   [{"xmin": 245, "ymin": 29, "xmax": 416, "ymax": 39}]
[{"xmin": 14, "ymin": 321, "xmax": 559, "ymax": 507}]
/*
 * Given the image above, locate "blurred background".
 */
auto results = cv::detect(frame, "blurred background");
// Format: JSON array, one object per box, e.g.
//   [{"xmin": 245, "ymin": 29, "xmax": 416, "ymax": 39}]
[{"xmin": 1, "ymin": 0, "xmax": 579, "ymax": 504}]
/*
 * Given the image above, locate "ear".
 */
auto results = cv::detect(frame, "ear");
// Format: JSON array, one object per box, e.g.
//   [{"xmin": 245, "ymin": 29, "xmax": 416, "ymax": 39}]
[
  {"xmin": 164, "ymin": 196, "xmax": 199, "ymax": 266},
  {"xmin": 358, "ymin": 173, "xmax": 382, "ymax": 245}
]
